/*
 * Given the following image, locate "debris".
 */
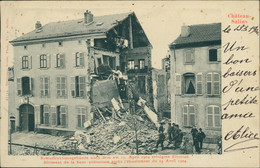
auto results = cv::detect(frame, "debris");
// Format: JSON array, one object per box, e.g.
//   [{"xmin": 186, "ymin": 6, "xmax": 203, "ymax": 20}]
[{"xmin": 96, "ymin": 107, "xmax": 106, "ymax": 122}]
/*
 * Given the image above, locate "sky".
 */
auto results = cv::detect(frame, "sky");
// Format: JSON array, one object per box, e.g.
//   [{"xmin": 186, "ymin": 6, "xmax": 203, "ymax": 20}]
[{"xmin": 3, "ymin": 1, "xmax": 221, "ymax": 69}]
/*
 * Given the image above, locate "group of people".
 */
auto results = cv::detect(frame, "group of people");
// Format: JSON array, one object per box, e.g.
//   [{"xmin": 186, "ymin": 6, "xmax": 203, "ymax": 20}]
[
  {"xmin": 156, "ymin": 122, "xmax": 184, "ymax": 150},
  {"xmin": 156, "ymin": 123, "xmax": 206, "ymax": 154},
  {"xmin": 191, "ymin": 126, "xmax": 206, "ymax": 153}
]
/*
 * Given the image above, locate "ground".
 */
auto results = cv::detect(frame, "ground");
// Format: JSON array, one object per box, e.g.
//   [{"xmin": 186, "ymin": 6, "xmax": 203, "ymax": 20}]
[{"xmin": 9, "ymin": 132, "xmax": 219, "ymax": 155}]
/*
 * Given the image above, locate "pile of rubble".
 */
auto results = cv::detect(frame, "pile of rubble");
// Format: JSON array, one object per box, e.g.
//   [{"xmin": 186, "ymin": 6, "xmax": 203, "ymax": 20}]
[{"xmin": 72, "ymin": 108, "xmax": 159, "ymax": 155}]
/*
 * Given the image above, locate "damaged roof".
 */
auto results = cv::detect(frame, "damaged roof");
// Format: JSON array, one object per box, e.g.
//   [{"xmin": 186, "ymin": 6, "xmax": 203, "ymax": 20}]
[
  {"xmin": 169, "ymin": 23, "xmax": 221, "ymax": 48},
  {"xmin": 10, "ymin": 12, "xmax": 133, "ymax": 43}
]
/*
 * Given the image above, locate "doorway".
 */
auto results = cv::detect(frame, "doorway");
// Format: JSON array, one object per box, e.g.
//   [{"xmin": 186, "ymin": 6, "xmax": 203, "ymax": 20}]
[{"xmin": 19, "ymin": 104, "xmax": 34, "ymax": 131}]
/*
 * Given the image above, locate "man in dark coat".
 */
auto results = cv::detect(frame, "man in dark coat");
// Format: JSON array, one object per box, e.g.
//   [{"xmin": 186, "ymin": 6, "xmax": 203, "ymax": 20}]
[
  {"xmin": 197, "ymin": 128, "xmax": 206, "ymax": 149},
  {"xmin": 156, "ymin": 132, "xmax": 165, "ymax": 150},
  {"xmin": 174, "ymin": 128, "xmax": 183, "ymax": 148},
  {"xmin": 167, "ymin": 123, "xmax": 173, "ymax": 144},
  {"xmin": 191, "ymin": 126, "xmax": 198, "ymax": 146},
  {"xmin": 158, "ymin": 122, "xmax": 164, "ymax": 133},
  {"xmin": 194, "ymin": 132, "xmax": 200, "ymax": 153}
]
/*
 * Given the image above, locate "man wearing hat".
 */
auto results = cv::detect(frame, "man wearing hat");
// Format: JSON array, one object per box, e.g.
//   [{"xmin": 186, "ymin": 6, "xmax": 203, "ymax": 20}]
[{"xmin": 197, "ymin": 128, "xmax": 206, "ymax": 149}]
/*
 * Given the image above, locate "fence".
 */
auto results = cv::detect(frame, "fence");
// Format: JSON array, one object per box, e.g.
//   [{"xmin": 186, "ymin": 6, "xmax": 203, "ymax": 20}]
[{"xmin": 8, "ymin": 142, "xmax": 104, "ymax": 155}]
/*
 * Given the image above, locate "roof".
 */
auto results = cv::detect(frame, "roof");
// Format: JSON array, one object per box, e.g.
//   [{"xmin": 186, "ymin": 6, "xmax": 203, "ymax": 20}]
[
  {"xmin": 11, "ymin": 12, "xmax": 133, "ymax": 43},
  {"xmin": 170, "ymin": 23, "xmax": 221, "ymax": 47}
]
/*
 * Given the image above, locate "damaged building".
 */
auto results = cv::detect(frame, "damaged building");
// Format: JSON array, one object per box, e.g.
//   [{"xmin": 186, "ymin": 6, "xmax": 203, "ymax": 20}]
[{"xmin": 9, "ymin": 10, "xmax": 153, "ymax": 134}]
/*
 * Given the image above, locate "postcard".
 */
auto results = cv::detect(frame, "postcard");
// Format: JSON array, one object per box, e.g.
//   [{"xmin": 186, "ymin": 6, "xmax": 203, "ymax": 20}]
[{"xmin": 1, "ymin": 1, "xmax": 259, "ymax": 167}]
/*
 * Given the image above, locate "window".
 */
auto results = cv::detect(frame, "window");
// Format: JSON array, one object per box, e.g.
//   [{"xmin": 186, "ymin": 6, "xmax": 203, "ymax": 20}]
[
  {"xmin": 183, "ymin": 73, "xmax": 195, "ymax": 94},
  {"xmin": 56, "ymin": 53, "xmax": 65, "ymax": 68},
  {"xmin": 184, "ymin": 49, "xmax": 194, "ymax": 64},
  {"xmin": 74, "ymin": 52, "xmax": 84, "ymax": 67},
  {"xmin": 97, "ymin": 58, "xmax": 102, "ymax": 67},
  {"xmin": 209, "ymin": 49, "xmax": 217, "ymax": 62},
  {"xmin": 102, "ymin": 55, "xmax": 116, "ymax": 69},
  {"xmin": 17, "ymin": 77, "xmax": 33, "ymax": 96},
  {"xmin": 128, "ymin": 60, "xmax": 134, "ymax": 70},
  {"xmin": 57, "ymin": 105, "xmax": 67, "ymax": 127},
  {"xmin": 40, "ymin": 105, "xmax": 50, "ymax": 125},
  {"xmin": 22, "ymin": 56, "xmax": 29, "ymax": 69},
  {"xmin": 207, "ymin": 72, "xmax": 220, "ymax": 96},
  {"xmin": 58, "ymin": 41, "xmax": 63, "ymax": 47},
  {"xmin": 139, "ymin": 59, "xmax": 145, "ymax": 69},
  {"xmin": 196, "ymin": 73, "xmax": 203, "ymax": 95},
  {"xmin": 56, "ymin": 76, "xmax": 67, "ymax": 98},
  {"xmin": 71, "ymin": 76, "xmax": 86, "ymax": 98},
  {"xmin": 40, "ymin": 76, "xmax": 50, "ymax": 97},
  {"xmin": 183, "ymin": 104, "xmax": 195, "ymax": 127},
  {"xmin": 40, "ymin": 54, "xmax": 47, "ymax": 68},
  {"xmin": 77, "ymin": 107, "xmax": 87, "ymax": 127},
  {"xmin": 207, "ymin": 105, "xmax": 221, "ymax": 127}
]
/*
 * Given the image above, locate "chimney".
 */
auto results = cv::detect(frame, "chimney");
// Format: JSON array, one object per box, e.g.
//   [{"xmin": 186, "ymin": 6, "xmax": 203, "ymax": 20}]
[
  {"xmin": 35, "ymin": 21, "xmax": 42, "ymax": 30},
  {"xmin": 181, "ymin": 23, "xmax": 190, "ymax": 37},
  {"xmin": 84, "ymin": 10, "xmax": 93, "ymax": 24}
]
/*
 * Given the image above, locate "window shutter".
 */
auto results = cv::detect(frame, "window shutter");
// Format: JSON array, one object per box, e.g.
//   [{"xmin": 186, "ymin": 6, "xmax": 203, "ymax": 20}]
[
  {"xmin": 47, "ymin": 54, "xmax": 51, "ymax": 68},
  {"xmin": 20, "ymin": 56, "xmax": 23, "ymax": 70},
  {"xmin": 213, "ymin": 73, "xmax": 220, "ymax": 95},
  {"xmin": 183, "ymin": 105, "xmax": 188, "ymax": 126},
  {"xmin": 40, "ymin": 77, "xmax": 44, "ymax": 96},
  {"xmin": 217, "ymin": 48, "xmax": 221, "ymax": 62},
  {"xmin": 71, "ymin": 76, "xmax": 76, "ymax": 97},
  {"xmin": 28, "ymin": 56, "xmax": 32, "ymax": 69},
  {"xmin": 29, "ymin": 78, "xmax": 33, "ymax": 95},
  {"xmin": 61, "ymin": 53, "xmax": 65, "ymax": 68},
  {"xmin": 73, "ymin": 53, "xmax": 76, "ymax": 67},
  {"xmin": 175, "ymin": 73, "xmax": 181, "ymax": 95},
  {"xmin": 46, "ymin": 77, "xmax": 50, "ymax": 97},
  {"xmin": 189, "ymin": 106, "xmax": 195, "ymax": 126},
  {"xmin": 79, "ymin": 76, "xmax": 86, "ymax": 97},
  {"xmin": 54, "ymin": 54, "xmax": 57, "ymax": 67},
  {"xmin": 191, "ymin": 49, "xmax": 195, "ymax": 63},
  {"xmin": 80, "ymin": 52, "xmax": 84, "ymax": 67},
  {"xmin": 196, "ymin": 73, "xmax": 203, "ymax": 95},
  {"xmin": 206, "ymin": 73, "xmax": 212, "ymax": 95},
  {"xmin": 34, "ymin": 105, "xmax": 40, "ymax": 125},
  {"xmin": 50, "ymin": 106, "xmax": 57, "ymax": 126},
  {"xmin": 17, "ymin": 78, "xmax": 22, "ymax": 96}
]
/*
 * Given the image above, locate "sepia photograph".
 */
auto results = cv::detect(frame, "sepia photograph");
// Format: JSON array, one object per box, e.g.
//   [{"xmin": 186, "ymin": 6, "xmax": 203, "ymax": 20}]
[
  {"xmin": 6, "ymin": 4, "xmax": 221, "ymax": 156},
  {"xmin": 1, "ymin": 1, "xmax": 259, "ymax": 167}
]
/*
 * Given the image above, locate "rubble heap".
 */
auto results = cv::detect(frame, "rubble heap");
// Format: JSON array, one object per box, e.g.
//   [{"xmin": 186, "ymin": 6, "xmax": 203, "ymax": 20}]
[{"xmin": 79, "ymin": 110, "xmax": 159, "ymax": 155}]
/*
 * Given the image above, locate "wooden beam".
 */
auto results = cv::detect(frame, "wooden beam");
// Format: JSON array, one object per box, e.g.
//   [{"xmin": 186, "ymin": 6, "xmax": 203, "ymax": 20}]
[
  {"xmin": 96, "ymin": 107, "xmax": 106, "ymax": 122},
  {"xmin": 129, "ymin": 15, "xmax": 133, "ymax": 49},
  {"xmin": 112, "ymin": 28, "xmax": 118, "ymax": 36}
]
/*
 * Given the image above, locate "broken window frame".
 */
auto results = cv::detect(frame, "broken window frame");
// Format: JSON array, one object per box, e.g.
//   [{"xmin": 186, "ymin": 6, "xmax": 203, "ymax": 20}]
[{"xmin": 207, "ymin": 105, "xmax": 221, "ymax": 128}]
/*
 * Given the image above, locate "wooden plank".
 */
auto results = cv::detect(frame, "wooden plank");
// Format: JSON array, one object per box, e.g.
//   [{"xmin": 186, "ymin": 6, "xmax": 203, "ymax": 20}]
[{"xmin": 96, "ymin": 107, "xmax": 106, "ymax": 122}]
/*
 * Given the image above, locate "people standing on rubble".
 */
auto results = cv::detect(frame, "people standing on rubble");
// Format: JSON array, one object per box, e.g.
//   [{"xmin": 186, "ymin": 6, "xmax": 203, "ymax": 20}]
[
  {"xmin": 171, "ymin": 123, "xmax": 177, "ymax": 142},
  {"xmin": 174, "ymin": 125, "xmax": 183, "ymax": 149},
  {"xmin": 156, "ymin": 131, "xmax": 166, "ymax": 150},
  {"xmin": 191, "ymin": 125, "xmax": 198, "ymax": 146},
  {"xmin": 158, "ymin": 122, "xmax": 165, "ymax": 133},
  {"xmin": 197, "ymin": 128, "xmax": 206, "ymax": 149},
  {"xmin": 194, "ymin": 132, "xmax": 201, "ymax": 153}
]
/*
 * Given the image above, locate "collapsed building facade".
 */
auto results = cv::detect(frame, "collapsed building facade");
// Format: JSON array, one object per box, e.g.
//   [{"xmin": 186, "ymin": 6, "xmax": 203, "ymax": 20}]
[{"xmin": 8, "ymin": 10, "xmax": 153, "ymax": 134}]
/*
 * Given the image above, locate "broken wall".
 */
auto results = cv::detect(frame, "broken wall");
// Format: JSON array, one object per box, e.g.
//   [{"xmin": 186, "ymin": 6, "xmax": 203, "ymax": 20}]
[
  {"xmin": 92, "ymin": 80, "xmax": 119, "ymax": 106},
  {"xmin": 152, "ymin": 69, "xmax": 168, "ymax": 119}
]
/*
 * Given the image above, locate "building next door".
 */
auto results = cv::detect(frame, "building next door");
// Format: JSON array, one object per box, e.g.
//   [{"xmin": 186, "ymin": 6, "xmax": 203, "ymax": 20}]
[{"xmin": 19, "ymin": 104, "xmax": 34, "ymax": 131}]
